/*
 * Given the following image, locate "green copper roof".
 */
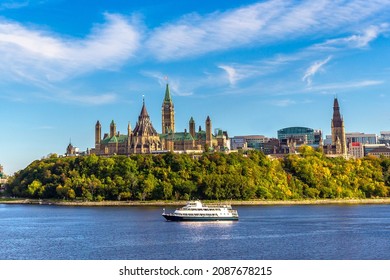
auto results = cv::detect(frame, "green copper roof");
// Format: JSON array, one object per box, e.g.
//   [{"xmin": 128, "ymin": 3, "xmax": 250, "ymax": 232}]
[
  {"xmin": 164, "ymin": 84, "xmax": 172, "ymax": 103},
  {"xmin": 159, "ymin": 130, "xmax": 218, "ymax": 141},
  {"xmin": 160, "ymin": 132, "xmax": 195, "ymax": 141},
  {"xmin": 101, "ymin": 135, "xmax": 128, "ymax": 144}
]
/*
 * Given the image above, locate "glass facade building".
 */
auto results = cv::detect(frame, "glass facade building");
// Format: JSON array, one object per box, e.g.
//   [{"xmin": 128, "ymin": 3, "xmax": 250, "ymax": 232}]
[
  {"xmin": 346, "ymin": 132, "xmax": 377, "ymax": 145},
  {"xmin": 277, "ymin": 127, "xmax": 318, "ymax": 145}
]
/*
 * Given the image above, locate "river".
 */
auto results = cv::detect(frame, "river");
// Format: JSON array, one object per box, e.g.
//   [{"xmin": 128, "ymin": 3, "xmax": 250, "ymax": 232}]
[{"xmin": 0, "ymin": 203, "xmax": 389, "ymax": 259}]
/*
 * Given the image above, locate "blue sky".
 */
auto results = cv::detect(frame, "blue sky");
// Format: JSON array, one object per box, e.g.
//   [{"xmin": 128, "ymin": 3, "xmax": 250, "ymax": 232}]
[{"xmin": 0, "ymin": 0, "xmax": 389, "ymax": 174}]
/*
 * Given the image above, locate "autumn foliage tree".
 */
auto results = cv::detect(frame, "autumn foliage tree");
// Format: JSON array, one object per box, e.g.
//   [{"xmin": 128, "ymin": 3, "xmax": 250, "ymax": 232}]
[{"xmin": 6, "ymin": 149, "xmax": 390, "ymax": 201}]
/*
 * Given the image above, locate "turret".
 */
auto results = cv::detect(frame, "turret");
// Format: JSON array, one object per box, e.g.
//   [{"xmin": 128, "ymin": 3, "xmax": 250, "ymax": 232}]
[
  {"xmin": 95, "ymin": 121, "xmax": 101, "ymax": 145},
  {"xmin": 127, "ymin": 122, "xmax": 132, "ymax": 135},
  {"xmin": 189, "ymin": 117, "xmax": 195, "ymax": 138},
  {"xmin": 206, "ymin": 116, "xmax": 212, "ymax": 146}
]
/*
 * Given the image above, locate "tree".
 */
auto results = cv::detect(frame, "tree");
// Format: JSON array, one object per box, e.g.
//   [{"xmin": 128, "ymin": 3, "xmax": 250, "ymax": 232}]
[{"xmin": 26, "ymin": 180, "xmax": 44, "ymax": 198}]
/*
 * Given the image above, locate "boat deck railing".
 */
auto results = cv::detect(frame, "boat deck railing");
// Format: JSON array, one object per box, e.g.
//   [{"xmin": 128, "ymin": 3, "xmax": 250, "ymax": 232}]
[{"xmin": 204, "ymin": 203, "xmax": 233, "ymax": 208}]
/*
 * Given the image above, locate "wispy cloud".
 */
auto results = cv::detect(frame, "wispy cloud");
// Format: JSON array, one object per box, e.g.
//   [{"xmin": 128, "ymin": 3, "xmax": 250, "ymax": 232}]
[
  {"xmin": 218, "ymin": 65, "xmax": 240, "ymax": 86},
  {"xmin": 215, "ymin": 21, "xmax": 388, "ymax": 87},
  {"xmin": 268, "ymin": 99, "xmax": 296, "ymax": 107},
  {"xmin": 0, "ymin": 1, "xmax": 29, "ymax": 10},
  {"xmin": 313, "ymin": 23, "xmax": 390, "ymax": 50},
  {"xmin": 302, "ymin": 56, "xmax": 332, "ymax": 86},
  {"xmin": 57, "ymin": 91, "xmax": 118, "ymax": 105},
  {"xmin": 146, "ymin": 0, "xmax": 390, "ymax": 60},
  {"xmin": 217, "ymin": 60, "xmax": 281, "ymax": 87},
  {"xmin": 308, "ymin": 80, "xmax": 384, "ymax": 92},
  {"xmin": 141, "ymin": 71, "xmax": 193, "ymax": 96},
  {"xmin": 31, "ymin": 125, "xmax": 55, "ymax": 130},
  {"xmin": 0, "ymin": 13, "xmax": 141, "ymax": 84}
]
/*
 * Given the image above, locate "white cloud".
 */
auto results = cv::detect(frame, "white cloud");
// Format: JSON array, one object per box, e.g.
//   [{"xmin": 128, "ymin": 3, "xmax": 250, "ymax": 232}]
[
  {"xmin": 218, "ymin": 65, "xmax": 239, "ymax": 86},
  {"xmin": 0, "ymin": 13, "xmax": 141, "ymax": 83},
  {"xmin": 308, "ymin": 80, "xmax": 384, "ymax": 92},
  {"xmin": 0, "ymin": 1, "xmax": 29, "ymax": 10},
  {"xmin": 146, "ymin": 0, "xmax": 390, "ymax": 60},
  {"xmin": 146, "ymin": 0, "xmax": 283, "ymax": 60},
  {"xmin": 314, "ymin": 23, "xmax": 390, "ymax": 50},
  {"xmin": 65, "ymin": 92, "xmax": 118, "ymax": 105},
  {"xmin": 141, "ymin": 71, "xmax": 193, "ymax": 96},
  {"xmin": 269, "ymin": 99, "xmax": 296, "ymax": 107},
  {"xmin": 302, "ymin": 56, "xmax": 332, "ymax": 86}
]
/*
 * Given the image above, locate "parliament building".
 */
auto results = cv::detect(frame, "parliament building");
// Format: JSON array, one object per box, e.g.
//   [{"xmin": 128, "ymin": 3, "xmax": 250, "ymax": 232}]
[{"xmin": 90, "ymin": 84, "xmax": 229, "ymax": 156}]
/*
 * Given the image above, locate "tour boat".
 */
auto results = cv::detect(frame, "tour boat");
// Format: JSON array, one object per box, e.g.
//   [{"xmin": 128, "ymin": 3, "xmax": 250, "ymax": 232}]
[{"xmin": 162, "ymin": 200, "xmax": 239, "ymax": 221}]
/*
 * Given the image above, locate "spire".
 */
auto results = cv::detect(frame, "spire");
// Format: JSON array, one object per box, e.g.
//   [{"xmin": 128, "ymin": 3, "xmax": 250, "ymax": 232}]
[
  {"xmin": 140, "ymin": 98, "xmax": 149, "ymax": 117},
  {"xmin": 127, "ymin": 122, "xmax": 132, "ymax": 135},
  {"xmin": 332, "ymin": 97, "xmax": 343, "ymax": 127},
  {"xmin": 164, "ymin": 84, "xmax": 172, "ymax": 103},
  {"xmin": 132, "ymin": 98, "xmax": 158, "ymax": 136}
]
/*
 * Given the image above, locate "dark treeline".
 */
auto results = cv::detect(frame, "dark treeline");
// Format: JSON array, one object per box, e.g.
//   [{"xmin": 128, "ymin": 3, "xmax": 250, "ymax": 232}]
[{"xmin": 6, "ymin": 146, "xmax": 390, "ymax": 201}]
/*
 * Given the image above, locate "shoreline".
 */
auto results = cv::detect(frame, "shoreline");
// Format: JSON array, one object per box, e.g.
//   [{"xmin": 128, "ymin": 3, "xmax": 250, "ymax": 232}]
[{"xmin": 2, "ymin": 197, "xmax": 390, "ymax": 206}]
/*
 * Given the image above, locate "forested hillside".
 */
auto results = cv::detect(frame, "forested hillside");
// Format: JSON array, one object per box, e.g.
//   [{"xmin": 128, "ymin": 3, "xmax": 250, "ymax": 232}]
[{"xmin": 6, "ymin": 147, "xmax": 390, "ymax": 201}]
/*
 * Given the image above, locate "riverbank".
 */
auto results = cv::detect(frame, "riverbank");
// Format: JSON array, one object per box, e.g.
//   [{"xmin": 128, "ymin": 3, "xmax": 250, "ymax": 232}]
[{"xmin": 2, "ymin": 197, "xmax": 390, "ymax": 206}]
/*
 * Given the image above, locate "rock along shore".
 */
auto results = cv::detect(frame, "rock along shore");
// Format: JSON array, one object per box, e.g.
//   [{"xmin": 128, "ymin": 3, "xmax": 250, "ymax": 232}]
[{"xmin": 2, "ymin": 198, "xmax": 390, "ymax": 207}]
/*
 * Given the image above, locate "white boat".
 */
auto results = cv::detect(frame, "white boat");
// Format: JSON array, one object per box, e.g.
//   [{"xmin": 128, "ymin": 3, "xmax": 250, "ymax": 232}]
[{"xmin": 162, "ymin": 200, "xmax": 239, "ymax": 221}]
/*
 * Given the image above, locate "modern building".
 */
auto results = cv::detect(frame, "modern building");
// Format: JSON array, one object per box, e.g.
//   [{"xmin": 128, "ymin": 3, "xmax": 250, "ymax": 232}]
[
  {"xmin": 278, "ymin": 127, "xmax": 314, "ymax": 144},
  {"xmin": 90, "ymin": 84, "xmax": 229, "ymax": 156},
  {"xmin": 348, "ymin": 142, "xmax": 364, "ymax": 158},
  {"xmin": 261, "ymin": 138, "xmax": 285, "ymax": 155},
  {"xmin": 324, "ymin": 135, "xmax": 332, "ymax": 146},
  {"xmin": 379, "ymin": 131, "xmax": 390, "ymax": 146},
  {"xmin": 367, "ymin": 146, "xmax": 390, "ymax": 158},
  {"xmin": 230, "ymin": 135, "xmax": 268, "ymax": 150},
  {"xmin": 363, "ymin": 144, "xmax": 386, "ymax": 156},
  {"xmin": 324, "ymin": 98, "xmax": 347, "ymax": 156},
  {"xmin": 277, "ymin": 127, "xmax": 322, "ymax": 146},
  {"xmin": 231, "ymin": 136, "xmax": 247, "ymax": 150},
  {"xmin": 346, "ymin": 132, "xmax": 377, "ymax": 145}
]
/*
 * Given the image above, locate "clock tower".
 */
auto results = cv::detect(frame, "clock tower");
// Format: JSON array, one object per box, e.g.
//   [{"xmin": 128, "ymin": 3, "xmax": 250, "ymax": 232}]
[{"xmin": 162, "ymin": 84, "xmax": 175, "ymax": 134}]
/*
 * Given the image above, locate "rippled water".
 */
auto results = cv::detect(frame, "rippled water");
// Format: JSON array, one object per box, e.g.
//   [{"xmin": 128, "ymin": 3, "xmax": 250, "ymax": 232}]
[{"xmin": 1, "ymin": 203, "xmax": 390, "ymax": 260}]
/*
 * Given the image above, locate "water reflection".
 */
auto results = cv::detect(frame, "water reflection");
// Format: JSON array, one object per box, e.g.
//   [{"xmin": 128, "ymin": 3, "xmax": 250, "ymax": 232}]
[{"xmin": 178, "ymin": 221, "xmax": 236, "ymax": 228}]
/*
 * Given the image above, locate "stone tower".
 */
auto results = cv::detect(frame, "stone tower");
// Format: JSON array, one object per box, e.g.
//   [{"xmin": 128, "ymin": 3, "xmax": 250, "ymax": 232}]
[
  {"xmin": 189, "ymin": 117, "xmax": 195, "ymax": 138},
  {"xmin": 161, "ymin": 84, "xmax": 175, "ymax": 134},
  {"xmin": 95, "ymin": 121, "xmax": 101, "ymax": 145},
  {"xmin": 110, "ymin": 120, "xmax": 116, "ymax": 138},
  {"xmin": 206, "ymin": 116, "xmax": 212, "ymax": 146},
  {"xmin": 331, "ymin": 98, "xmax": 347, "ymax": 155}
]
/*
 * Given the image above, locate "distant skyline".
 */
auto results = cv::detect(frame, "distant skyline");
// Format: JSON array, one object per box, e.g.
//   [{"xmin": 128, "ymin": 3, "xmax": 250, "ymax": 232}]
[{"xmin": 1, "ymin": 0, "xmax": 389, "ymax": 174}]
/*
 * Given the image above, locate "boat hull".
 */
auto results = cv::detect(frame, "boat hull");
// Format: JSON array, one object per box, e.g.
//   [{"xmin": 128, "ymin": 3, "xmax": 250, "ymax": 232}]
[{"xmin": 162, "ymin": 214, "xmax": 238, "ymax": 222}]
